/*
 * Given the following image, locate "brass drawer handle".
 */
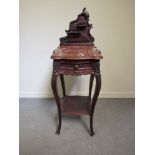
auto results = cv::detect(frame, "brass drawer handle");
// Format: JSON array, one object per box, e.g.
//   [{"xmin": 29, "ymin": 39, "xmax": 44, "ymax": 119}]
[{"xmin": 74, "ymin": 65, "xmax": 79, "ymax": 70}]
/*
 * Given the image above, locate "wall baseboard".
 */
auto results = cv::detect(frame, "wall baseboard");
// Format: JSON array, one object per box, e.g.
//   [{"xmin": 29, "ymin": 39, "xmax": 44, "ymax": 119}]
[{"xmin": 19, "ymin": 91, "xmax": 135, "ymax": 98}]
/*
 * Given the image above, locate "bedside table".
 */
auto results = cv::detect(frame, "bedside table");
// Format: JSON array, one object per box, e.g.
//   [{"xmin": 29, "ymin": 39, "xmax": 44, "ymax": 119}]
[{"xmin": 51, "ymin": 45, "xmax": 102, "ymax": 136}]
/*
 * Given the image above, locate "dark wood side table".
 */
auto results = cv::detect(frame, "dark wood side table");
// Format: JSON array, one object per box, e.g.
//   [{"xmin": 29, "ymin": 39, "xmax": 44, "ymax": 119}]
[{"xmin": 51, "ymin": 45, "xmax": 103, "ymax": 136}]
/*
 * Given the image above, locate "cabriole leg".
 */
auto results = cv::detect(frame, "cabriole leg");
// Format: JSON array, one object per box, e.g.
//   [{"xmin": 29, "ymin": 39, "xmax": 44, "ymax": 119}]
[
  {"xmin": 60, "ymin": 74, "xmax": 66, "ymax": 98},
  {"xmin": 89, "ymin": 74, "xmax": 94, "ymax": 97},
  {"xmin": 51, "ymin": 74, "xmax": 62, "ymax": 135},
  {"xmin": 90, "ymin": 73, "xmax": 101, "ymax": 136}
]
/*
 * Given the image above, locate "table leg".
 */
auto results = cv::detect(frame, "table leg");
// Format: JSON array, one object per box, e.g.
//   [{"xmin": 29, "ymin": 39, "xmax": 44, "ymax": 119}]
[
  {"xmin": 51, "ymin": 74, "xmax": 62, "ymax": 135},
  {"xmin": 89, "ymin": 74, "xmax": 94, "ymax": 97},
  {"xmin": 60, "ymin": 74, "xmax": 66, "ymax": 98},
  {"xmin": 90, "ymin": 73, "xmax": 101, "ymax": 136}
]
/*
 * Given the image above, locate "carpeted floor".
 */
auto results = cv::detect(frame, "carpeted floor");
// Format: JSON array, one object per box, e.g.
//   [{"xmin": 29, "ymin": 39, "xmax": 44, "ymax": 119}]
[{"xmin": 19, "ymin": 98, "xmax": 135, "ymax": 155}]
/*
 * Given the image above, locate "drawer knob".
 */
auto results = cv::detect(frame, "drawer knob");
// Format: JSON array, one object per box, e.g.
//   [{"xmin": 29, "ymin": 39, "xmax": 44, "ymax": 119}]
[{"xmin": 74, "ymin": 65, "xmax": 79, "ymax": 70}]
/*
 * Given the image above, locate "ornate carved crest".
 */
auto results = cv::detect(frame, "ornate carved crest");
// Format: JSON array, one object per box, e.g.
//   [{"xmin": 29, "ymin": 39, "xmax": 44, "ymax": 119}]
[{"xmin": 60, "ymin": 8, "xmax": 95, "ymax": 46}]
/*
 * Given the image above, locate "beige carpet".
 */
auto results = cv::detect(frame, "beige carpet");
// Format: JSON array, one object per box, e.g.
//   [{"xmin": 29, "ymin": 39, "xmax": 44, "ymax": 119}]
[{"xmin": 19, "ymin": 98, "xmax": 135, "ymax": 155}]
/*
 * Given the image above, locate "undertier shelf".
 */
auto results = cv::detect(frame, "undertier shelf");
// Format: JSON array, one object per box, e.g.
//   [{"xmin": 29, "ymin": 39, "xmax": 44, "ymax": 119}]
[{"xmin": 61, "ymin": 96, "xmax": 91, "ymax": 116}]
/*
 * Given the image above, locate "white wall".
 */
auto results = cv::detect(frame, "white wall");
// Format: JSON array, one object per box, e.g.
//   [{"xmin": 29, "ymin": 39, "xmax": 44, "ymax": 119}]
[{"xmin": 19, "ymin": 0, "xmax": 135, "ymax": 98}]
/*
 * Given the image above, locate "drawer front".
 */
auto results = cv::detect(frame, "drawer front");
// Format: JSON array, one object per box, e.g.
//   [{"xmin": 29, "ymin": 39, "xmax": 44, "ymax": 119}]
[{"xmin": 55, "ymin": 60, "xmax": 96, "ymax": 76}]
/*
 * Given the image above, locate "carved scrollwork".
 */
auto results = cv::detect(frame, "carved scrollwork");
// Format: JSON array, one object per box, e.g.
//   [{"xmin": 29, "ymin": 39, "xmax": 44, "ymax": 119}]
[{"xmin": 60, "ymin": 8, "xmax": 95, "ymax": 45}]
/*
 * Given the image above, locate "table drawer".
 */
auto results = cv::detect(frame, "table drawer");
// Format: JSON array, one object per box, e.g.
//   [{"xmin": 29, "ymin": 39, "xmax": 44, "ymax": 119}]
[{"xmin": 55, "ymin": 60, "xmax": 96, "ymax": 75}]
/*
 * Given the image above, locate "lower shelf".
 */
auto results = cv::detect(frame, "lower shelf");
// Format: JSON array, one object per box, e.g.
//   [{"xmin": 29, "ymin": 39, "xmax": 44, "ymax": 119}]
[{"xmin": 61, "ymin": 96, "xmax": 91, "ymax": 116}]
